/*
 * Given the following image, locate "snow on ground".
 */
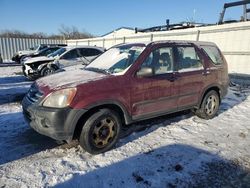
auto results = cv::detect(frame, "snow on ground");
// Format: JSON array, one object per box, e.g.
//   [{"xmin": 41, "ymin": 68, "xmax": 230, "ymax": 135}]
[
  {"xmin": 0, "ymin": 66, "xmax": 250, "ymax": 187},
  {"xmin": 0, "ymin": 65, "xmax": 32, "ymax": 105}
]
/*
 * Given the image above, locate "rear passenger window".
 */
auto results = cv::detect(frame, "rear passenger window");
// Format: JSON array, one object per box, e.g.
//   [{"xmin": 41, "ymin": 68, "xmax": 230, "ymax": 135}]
[
  {"xmin": 177, "ymin": 46, "xmax": 203, "ymax": 72},
  {"xmin": 202, "ymin": 46, "xmax": 223, "ymax": 65}
]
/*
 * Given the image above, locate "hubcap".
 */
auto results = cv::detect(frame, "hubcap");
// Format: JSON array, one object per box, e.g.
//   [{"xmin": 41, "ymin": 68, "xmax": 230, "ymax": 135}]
[
  {"xmin": 205, "ymin": 95, "xmax": 218, "ymax": 115},
  {"xmin": 92, "ymin": 117, "xmax": 116, "ymax": 148}
]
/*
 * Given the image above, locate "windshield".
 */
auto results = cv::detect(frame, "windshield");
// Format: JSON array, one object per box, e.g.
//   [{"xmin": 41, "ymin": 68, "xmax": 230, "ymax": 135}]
[
  {"xmin": 85, "ymin": 44, "xmax": 145, "ymax": 75},
  {"xmin": 48, "ymin": 47, "xmax": 66, "ymax": 58}
]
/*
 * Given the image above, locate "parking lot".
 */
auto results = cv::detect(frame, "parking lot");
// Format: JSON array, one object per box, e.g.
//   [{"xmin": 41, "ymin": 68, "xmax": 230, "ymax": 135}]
[{"xmin": 0, "ymin": 64, "xmax": 249, "ymax": 187}]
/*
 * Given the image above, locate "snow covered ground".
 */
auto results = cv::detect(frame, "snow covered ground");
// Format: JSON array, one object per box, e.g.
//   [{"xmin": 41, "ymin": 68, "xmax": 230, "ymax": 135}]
[{"xmin": 0, "ymin": 65, "xmax": 250, "ymax": 187}]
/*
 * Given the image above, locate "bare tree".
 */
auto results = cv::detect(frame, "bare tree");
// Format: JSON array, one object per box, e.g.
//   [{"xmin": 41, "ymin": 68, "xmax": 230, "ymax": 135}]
[
  {"xmin": 0, "ymin": 29, "xmax": 47, "ymax": 38},
  {"xmin": 0, "ymin": 25, "xmax": 94, "ymax": 39},
  {"xmin": 58, "ymin": 25, "xmax": 93, "ymax": 39}
]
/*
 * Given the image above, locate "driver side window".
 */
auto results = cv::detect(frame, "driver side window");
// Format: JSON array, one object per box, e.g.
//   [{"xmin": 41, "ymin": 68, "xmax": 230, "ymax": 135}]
[{"xmin": 141, "ymin": 47, "xmax": 174, "ymax": 75}]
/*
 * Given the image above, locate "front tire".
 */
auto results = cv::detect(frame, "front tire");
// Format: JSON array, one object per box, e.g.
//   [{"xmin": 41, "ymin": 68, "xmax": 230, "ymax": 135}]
[
  {"xmin": 41, "ymin": 67, "xmax": 56, "ymax": 77},
  {"xmin": 79, "ymin": 109, "xmax": 121, "ymax": 154},
  {"xmin": 20, "ymin": 55, "xmax": 27, "ymax": 63},
  {"xmin": 17, "ymin": 55, "xmax": 25, "ymax": 64},
  {"xmin": 195, "ymin": 90, "xmax": 220, "ymax": 119}
]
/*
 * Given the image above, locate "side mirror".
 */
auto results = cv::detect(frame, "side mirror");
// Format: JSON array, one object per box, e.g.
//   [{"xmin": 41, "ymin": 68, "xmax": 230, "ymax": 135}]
[{"xmin": 136, "ymin": 67, "xmax": 153, "ymax": 77}]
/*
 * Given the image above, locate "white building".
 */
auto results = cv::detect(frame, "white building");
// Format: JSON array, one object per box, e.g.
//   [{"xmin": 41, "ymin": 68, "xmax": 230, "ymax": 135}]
[{"xmin": 101, "ymin": 27, "xmax": 135, "ymax": 38}]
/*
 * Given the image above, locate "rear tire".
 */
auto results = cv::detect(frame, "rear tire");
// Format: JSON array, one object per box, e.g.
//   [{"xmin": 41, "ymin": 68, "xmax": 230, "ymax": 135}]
[
  {"xmin": 194, "ymin": 90, "xmax": 220, "ymax": 119},
  {"xmin": 79, "ymin": 109, "xmax": 121, "ymax": 154}
]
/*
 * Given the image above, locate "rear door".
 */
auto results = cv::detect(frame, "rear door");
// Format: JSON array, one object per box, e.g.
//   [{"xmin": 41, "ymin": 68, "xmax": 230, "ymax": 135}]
[
  {"xmin": 130, "ymin": 45, "xmax": 178, "ymax": 120},
  {"xmin": 174, "ymin": 45, "xmax": 206, "ymax": 109}
]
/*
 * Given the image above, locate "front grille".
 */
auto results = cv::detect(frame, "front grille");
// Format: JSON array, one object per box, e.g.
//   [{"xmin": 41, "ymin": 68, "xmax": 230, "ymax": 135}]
[{"xmin": 26, "ymin": 83, "xmax": 43, "ymax": 103}]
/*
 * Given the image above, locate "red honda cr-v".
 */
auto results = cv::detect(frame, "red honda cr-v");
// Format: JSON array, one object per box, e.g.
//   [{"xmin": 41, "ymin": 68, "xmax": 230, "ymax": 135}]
[{"xmin": 22, "ymin": 41, "xmax": 229, "ymax": 154}]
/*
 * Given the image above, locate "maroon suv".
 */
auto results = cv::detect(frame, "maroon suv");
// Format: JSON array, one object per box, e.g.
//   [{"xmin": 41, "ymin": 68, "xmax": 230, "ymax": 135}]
[{"xmin": 22, "ymin": 41, "xmax": 229, "ymax": 154}]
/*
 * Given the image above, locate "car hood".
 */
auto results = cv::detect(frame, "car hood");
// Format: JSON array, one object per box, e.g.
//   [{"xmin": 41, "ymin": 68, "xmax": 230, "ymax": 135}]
[
  {"xmin": 36, "ymin": 69, "xmax": 109, "ymax": 92},
  {"xmin": 24, "ymin": 56, "xmax": 54, "ymax": 64}
]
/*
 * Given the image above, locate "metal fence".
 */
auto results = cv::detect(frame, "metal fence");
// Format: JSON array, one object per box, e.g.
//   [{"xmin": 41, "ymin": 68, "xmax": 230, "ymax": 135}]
[{"xmin": 0, "ymin": 37, "xmax": 65, "ymax": 61}]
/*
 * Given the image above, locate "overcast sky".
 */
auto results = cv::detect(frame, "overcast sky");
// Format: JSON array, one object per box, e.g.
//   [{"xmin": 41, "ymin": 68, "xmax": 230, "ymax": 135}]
[{"xmin": 0, "ymin": 0, "xmax": 246, "ymax": 36}]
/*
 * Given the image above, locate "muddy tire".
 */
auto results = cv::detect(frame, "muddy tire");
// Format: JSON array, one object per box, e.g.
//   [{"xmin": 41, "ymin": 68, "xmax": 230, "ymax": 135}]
[
  {"xmin": 79, "ymin": 109, "xmax": 121, "ymax": 154},
  {"xmin": 195, "ymin": 90, "xmax": 220, "ymax": 119}
]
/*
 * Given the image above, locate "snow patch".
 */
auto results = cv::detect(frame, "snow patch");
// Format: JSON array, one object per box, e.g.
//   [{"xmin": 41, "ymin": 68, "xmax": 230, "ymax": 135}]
[{"xmin": 0, "ymin": 66, "xmax": 249, "ymax": 187}]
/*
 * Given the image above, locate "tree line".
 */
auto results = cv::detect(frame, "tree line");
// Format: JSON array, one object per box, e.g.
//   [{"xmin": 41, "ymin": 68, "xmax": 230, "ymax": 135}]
[{"xmin": 0, "ymin": 25, "xmax": 94, "ymax": 39}]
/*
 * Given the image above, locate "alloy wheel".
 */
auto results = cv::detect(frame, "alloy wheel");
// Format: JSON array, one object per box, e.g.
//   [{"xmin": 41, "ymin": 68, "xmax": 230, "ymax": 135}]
[
  {"xmin": 205, "ymin": 95, "xmax": 218, "ymax": 115},
  {"xmin": 92, "ymin": 117, "xmax": 116, "ymax": 148}
]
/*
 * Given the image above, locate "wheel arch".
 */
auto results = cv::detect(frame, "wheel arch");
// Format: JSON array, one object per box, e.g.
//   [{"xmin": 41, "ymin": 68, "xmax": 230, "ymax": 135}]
[
  {"xmin": 37, "ymin": 62, "xmax": 50, "ymax": 72},
  {"xmin": 72, "ymin": 101, "xmax": 131, "ymax": 140},
  {"xmin": 48, "ymin": 63, "xmax": 59, "ymax": 70},
  {"xmin": 197, "ymin": 85, "xmax": 222, "ymax": 109}
]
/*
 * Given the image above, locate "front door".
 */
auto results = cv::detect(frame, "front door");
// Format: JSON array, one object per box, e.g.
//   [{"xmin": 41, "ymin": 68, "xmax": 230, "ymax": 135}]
[{"xmin": 130, "ymin": 46, "xmax": 178, "ymax": 120}]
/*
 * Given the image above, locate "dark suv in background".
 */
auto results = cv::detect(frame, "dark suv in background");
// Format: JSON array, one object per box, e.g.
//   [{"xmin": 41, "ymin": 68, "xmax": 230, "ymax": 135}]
[
  {"xmin": 20, "ymin": 46, "xmax": 62, "ymax": 63},
  {"xmin": 22, "ymin": 40, "xmax": 229, "ymax": 154},
  {"xmin": 12, "ymin": 44, "xmax": 67, "ymax": 63}
]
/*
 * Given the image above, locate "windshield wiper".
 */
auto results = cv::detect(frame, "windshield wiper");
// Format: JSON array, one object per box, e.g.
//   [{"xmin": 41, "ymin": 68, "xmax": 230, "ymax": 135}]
[{"xmin": 85, "ymin": 67, "xmax": 110, "ymax": 74}]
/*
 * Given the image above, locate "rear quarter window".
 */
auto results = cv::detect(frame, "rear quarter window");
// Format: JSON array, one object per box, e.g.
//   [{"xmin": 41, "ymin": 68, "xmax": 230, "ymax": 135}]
[{"xmin": 202, "ymin": 46, "xmax": 224, "ymax": 65}]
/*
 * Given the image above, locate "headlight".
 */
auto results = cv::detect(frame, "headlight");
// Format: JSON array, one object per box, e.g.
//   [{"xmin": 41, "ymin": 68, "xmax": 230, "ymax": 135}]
[{"xmin": 42, "ymin": 88, "xmax": 77, "ymax": 108}]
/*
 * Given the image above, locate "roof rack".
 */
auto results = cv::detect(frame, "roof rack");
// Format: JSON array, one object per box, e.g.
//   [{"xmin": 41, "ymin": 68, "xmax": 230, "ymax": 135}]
[{"xmin": 135, "ymin": 19, "xmax": 208, "ymax": 33}]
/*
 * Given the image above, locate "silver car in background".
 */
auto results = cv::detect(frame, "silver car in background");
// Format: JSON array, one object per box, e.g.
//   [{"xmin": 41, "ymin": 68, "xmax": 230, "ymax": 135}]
[{"xmin": 22, "ymin": 46, "xmax": 105, "ymax": 80}]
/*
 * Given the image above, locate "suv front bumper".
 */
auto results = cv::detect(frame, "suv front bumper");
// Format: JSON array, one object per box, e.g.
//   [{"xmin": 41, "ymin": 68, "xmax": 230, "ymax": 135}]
[{"xmin": 22, "ymin": 94, "xmax": 87, "ymax": 142}]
